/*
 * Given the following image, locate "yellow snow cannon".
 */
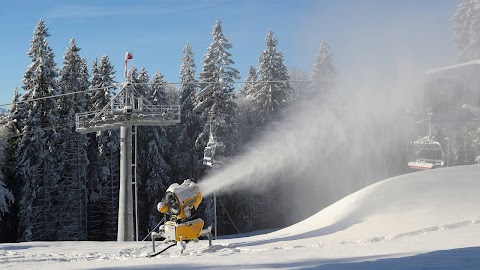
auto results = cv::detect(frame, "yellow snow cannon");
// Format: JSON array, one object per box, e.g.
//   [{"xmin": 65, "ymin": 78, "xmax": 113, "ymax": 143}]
[
  {"xmin": 157, "ymin": 179, "xmax": 203, "ymax": 220},
  {"xmin": 149, "ymin": 179, "xmax": 212, "ymax": 256}
]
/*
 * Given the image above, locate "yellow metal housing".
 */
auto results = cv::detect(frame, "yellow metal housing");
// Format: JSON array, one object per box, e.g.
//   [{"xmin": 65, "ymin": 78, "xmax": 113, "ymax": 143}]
[
  {"xmin": 158, "ymin": 203, "xmax": 168, "ymax": 214},
  {"xmin": 164, "ymin": 219, "xmax": 205, "ymax": 242},
  {"xmin": 160, "ymin": 180, "xmax": 203, "ymax": 220}
]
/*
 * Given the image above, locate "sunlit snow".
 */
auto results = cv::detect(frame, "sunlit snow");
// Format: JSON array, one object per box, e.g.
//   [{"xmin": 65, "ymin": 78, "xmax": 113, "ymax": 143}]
[{"xmin": 1, "ymin": 165, "xmax": 479, "ymax": 269}]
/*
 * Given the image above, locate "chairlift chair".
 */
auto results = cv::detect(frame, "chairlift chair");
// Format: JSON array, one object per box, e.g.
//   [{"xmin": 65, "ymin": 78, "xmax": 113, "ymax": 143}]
[
  {"xmin": 408, "ymin": 138, "xmax": 445, "ymax": 170},
  {"xmin": 407, "ymin": 108, "xmax": 446, "ymax": 170},
  {"xmin": 203, "ymin": 135, "xmax": 224, "ymax": 167}
]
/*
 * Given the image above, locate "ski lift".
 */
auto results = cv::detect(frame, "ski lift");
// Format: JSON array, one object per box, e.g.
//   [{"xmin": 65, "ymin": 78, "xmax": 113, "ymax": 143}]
[
  {"xmin": 202, "ymin": 105, "xmax": 225, "ymax": 167},
  {"xmin": 408, "ymin": 138, "xmax": 445, "ymax": 170},
  {"xmin": 203, "ymin": 135, "xmax": 224, "ymax": 167},
  {"xmin": 408, "ymin": 108, "xmax": 446, "ymax": 170}
]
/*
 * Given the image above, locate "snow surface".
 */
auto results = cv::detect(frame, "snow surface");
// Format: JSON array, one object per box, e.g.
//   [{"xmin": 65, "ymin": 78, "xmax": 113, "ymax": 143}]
[{"xmin": 2, "ymin": 165, "xmax": 480, "ymax": 269}]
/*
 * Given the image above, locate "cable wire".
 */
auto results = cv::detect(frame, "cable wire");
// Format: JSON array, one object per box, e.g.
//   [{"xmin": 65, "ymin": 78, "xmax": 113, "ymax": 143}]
[{"xmin": 0, "ymin": 80, "xmax": 311, "ymax": 108}]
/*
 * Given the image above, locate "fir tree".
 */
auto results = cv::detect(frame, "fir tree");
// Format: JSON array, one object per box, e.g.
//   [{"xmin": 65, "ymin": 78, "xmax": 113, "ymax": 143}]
[
  {"xmin": 0, "ymin": 127, "xmax": 14, "ymax": 222},
  {"xmin": 0, "ymin": 88, "xmax": 22, "ymax": 241},
  {"xmin": 129, "ymin": 68, "xmax": 173, "ymax": 235},
  {"xmin": 309, "ymin": 41, "xmax": 336, "ymax": 98},
  {"xmin": 251, "ymin": 30, "xmax": 291, "ymax": 126},
  {"xmin": 56, "ymin": 38, "xmax": 90, "ymax": 240},
  {"xmin": 195, "ymin": 19, "xmax": 240, "ymax": 155},
  {"xmin": 151, "ymin": 71, "xmax": 168, "ymax": 105},
  {"xmin": 0, "ymin": 179, "xmax": 13, "ymax": 223},
  {"xmin": 453, "ymin": 0, "xmax": 480, "ymax": 62},
  {"xmin": 468, "ymin": 1, "xmax": 480, "ymax": 59},
  {"xmin": 240, "ymin": 66, "xmax": 258, "ymax": 98},
  {"xmin": 17, "ymin": 19, "xmax": 60, "ymax": 241},
  {"xmin": 173, "ymin": 42, "xmax": 201, "ymax": 181},
  {"xmin": 0, "ymin": 117, "xmax": 14, "ymax": 228},
  {"xmin": 86, "ymin": 55, "xmax": 119, "ymax": 240},
  {"xmin": 235, "ymin": 66, "xmax": 258, "ymax": 147}
]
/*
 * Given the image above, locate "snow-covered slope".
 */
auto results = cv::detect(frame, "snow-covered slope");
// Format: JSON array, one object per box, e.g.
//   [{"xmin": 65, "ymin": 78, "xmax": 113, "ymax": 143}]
[
  {"xmin": 269, "ymin": 165, "xmax": 480, "ymax": 243},
  {"xmin": 1, "ymin": 165, "xmax": 480, "ymax": 269}
]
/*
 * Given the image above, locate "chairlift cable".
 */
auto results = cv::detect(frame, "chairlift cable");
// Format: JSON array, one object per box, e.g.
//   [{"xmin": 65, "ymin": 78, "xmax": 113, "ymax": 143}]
[{"xmin": 0, "ymin": 80, "xmax": 312, "ymax": 108}]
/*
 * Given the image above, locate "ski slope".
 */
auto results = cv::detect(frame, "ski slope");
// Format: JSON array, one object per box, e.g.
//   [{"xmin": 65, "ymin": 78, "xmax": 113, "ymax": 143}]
[{"xmin": 1, "ymin": 165, "xmax": 480, "ymax": 269}]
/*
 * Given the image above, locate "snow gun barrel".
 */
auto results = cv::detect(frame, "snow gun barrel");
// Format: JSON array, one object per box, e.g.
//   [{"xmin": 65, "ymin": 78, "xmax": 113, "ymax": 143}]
[{"xmin": 157, "ymin": 179, "xmax": 202, "ymax": 220}]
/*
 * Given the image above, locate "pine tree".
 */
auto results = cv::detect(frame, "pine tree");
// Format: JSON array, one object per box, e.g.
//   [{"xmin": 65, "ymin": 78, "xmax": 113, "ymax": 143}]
[
  {"xmin": 0, "ymin": 125, "xmax": 14, "ymax": 222},
  {"xmin": 144, "ymin": 125, "xmax": 171, "ymax": 229},
  {"xmin": 240, "ymin": 66, "xmax": 258, "ymax": 98},
  {"xmin": 0, "ymin": 180, "xmax": 13, "ymax": 223},
  {"xmin": 195, "ymin": 19, "xmax": 240, "ymax": 155},
  {"xmin": 468, "ymin": 1, "xmax": 480, "ymax": 59},
  {"xmin": 17, "ymin": 19, "xmax": 60, "ymax": 241},
  {"xmin": 56, "ymin": 38, "xmax": 90, "ymax": 240},
  {"xmin": 173, "ymin": 42, "xmax": 201, "ymax": 181},
  {"xmin": 0, "ymin": 88, "xmax": 23, "ymax": 241},
  {"xmin": 0, "ymin": 119, "xmax": 14, "ymax": 227},
  {"xmin": 132, "ymin": 67, "xmax": 154, "ymax": 235},
  {"xmin": 235, "ymin": 66, "xmax": 258, "ymax": 147},
  {"xmin": 151, "ymin": 71, "xmax": 168, "ymax": 105},
  {"xmin": 309, "ymin": 41, "xmax": 336, "ymax": 98},
  {"xmin": 127, "ymin": 68, "xmax": 173, "ymax": 235},
  {"xmin": 86, "ymin": 55, "xmax": 119, "ymax": 240},
  {"xmin": 148, "ymin": 71, "xmax": 173, "ymax": 231},
  {"xmin": 452, "ymin": 0, "xmax": 480, "ymax": 62},
  {"xmin": 251, "ymin": 30, "xmax": 291, "ymax": 126}
]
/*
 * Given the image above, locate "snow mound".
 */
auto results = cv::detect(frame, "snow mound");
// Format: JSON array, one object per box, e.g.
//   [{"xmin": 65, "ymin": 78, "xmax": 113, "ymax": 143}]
[{"xmin": 268, "ymin": 165, "xmax": 480, "ymax": 243}]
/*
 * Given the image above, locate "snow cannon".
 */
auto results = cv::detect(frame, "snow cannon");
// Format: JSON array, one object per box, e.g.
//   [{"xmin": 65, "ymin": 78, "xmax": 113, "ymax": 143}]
[
  {"xmin": 157, "ymin": 179, "xmax": 203, "ymax": 220},
  {"xmin": 149, "ymin": 179, "xmax": 212, "ymax": 256}
]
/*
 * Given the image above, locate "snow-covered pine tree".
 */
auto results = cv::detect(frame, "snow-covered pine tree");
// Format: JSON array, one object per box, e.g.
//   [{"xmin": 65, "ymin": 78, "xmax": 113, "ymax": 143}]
[
  {"xmin": 0, "ymin": 124, "xmax": 14, "ymax": 223},
  {"xmin": 467, "ymin": 1, "xmax": 480, "ymax": 60},
  {"xmin": 16, "ymin": 19, "xmax": 61, "ymax": 241},
  {"xmin": 87, "ymin": 55, "xmax": 119, "ymax": 240},
  {"xmin": 309, "ymin": 41, "xmax": 336, "ymax": 98},
  {"xmin": 56, "ymin": 38, "xmax": 90, "ymax": 240},
  {"xmin": 127, "ymin": 66, "xmax": 139, "ymax": 84},
  {"xmin": 240, "ymin": 66, "xmax": 258, "ymax": 98},
  {"xmin": 142, "ymin": 70, "xmax": 172, "ymax": 231},
  {"xmin": 454, "ymin": 0, "xmax": 472, "ymax": 61},
  {"xmin": 0, "ymin": 179, "xmax": 13, "ymax": 224},
  {"xmin": 144, "ymin": 123, "xmax": 171, "ymax": 230},
  {"xmin": 195, "ymin": 19, "xmax": 240, "ymax": 155},
  {"xmin": 172, "ymin": 42, "xmax": 201, "ymax": 181},
  {"xmin": 131, "ymin": 67, "xmax": 156, "ymax": 235},
  {"xmin": 0, "ymin": 88, "xmax": 23, "ymax": 241},
  {"xmin": 151, "ymin": 71, "xmax": 168, "ymax": 105},
  {"xmin": 0, "ymin": 130, "xmax": 14, "ymax": 227},
  {"xmin": 452, "ymin": 0, "xmax": 480, "ymax": 62},
  {"xmin": 251, "ymin": 30, "xmax": 291, "ymax": 126},
  {"xmin": 235, "ymin": 66, "xmax": 258, "ymax": 147}
]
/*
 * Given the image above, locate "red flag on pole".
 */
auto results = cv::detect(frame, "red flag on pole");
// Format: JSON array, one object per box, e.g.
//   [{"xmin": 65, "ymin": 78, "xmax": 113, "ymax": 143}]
[{"xmin": 124, "ymin": 52, "xmax": 133, "ymax": 78}]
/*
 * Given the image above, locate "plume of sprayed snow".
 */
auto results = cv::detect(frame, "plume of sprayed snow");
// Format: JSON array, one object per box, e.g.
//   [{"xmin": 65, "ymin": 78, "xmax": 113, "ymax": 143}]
[
  {"xmin": 197, "ymin": 3, "xmax": 451, "ymax": 221},
  {"xmin": 198, "ymin": 76, "xmax": 417, "ymax": 209}
]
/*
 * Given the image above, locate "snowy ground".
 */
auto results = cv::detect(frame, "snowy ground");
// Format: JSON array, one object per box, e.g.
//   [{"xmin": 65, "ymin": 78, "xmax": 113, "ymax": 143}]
[{"xmin": 2, "ymin": 165, "xmax": 480, "ymax": 269}]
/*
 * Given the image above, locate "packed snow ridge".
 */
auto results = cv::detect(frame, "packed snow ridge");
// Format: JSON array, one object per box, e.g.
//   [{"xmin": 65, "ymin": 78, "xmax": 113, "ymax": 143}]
[{"xmin": 2, "ymin": 165, "xmax": 480, "ymax": 269}]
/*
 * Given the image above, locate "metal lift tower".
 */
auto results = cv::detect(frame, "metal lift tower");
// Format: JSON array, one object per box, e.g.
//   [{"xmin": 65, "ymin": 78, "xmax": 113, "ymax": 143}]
[{"xmin": 75, "ymin": 55, "xmax": 180, "ymax": 241}]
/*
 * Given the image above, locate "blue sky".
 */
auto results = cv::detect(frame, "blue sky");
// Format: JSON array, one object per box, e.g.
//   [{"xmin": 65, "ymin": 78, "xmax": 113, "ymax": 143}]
[{"xmin": 0, "ymin": 0, "xmax": 458, "ymax": 108}]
